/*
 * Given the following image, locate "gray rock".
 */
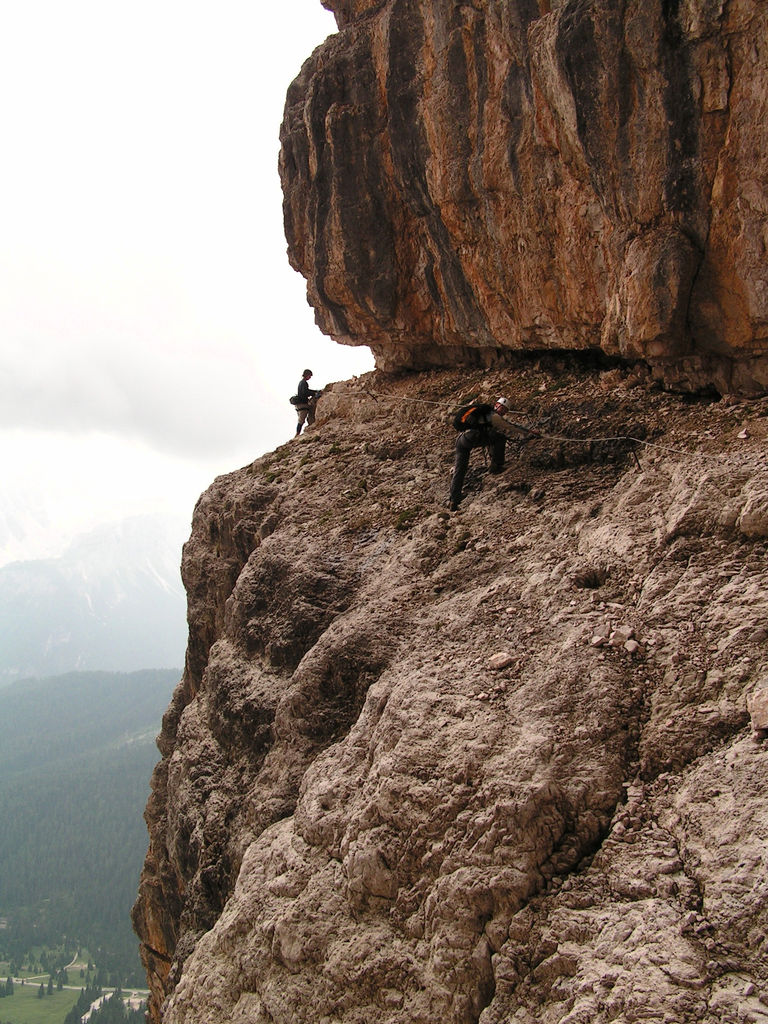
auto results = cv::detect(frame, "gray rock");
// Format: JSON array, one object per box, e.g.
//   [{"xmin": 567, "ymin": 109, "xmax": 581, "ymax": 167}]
[{"xmin": 132, "ymin": 367, "xmax": 768, "ymax": 1024}]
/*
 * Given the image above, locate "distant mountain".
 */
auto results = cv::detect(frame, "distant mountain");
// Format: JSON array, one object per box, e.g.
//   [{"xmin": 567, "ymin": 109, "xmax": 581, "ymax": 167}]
[
  {"xmin": 0, "ymin": 669, "xmax": 178, "ymax": 978},
  {"xmin": 0, "ymin": 517, "xmax": 188, "ymax": 685},
  {"xmin": 0, "ymin": 488, "xmax": 59, "ymax": 565}
]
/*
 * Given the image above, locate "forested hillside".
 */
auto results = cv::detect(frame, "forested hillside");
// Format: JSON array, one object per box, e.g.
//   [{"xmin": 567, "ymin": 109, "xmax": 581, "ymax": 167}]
[{"xmin": 0, "ymin": 669, "xmax": 178, "ymax": 978}]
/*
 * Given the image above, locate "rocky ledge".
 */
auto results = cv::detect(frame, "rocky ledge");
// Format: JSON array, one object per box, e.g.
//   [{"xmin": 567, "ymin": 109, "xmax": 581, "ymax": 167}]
[
  {"xmin": 133, "ymin": 361, "xmax": 768, "ymax": 1024},
  {"xmin": 280, "ymin": 0, "xmax": 768, "ymax": 394}
]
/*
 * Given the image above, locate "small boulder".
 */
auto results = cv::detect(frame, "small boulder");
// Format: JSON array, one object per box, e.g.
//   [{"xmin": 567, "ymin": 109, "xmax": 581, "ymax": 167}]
[
  {"xmin": 610, "ymin": 625, "xmax": 635, "ymax": 647},
  {"xmin": 489, "ymin": 652, "xmax": 514, "ymax": 671},
  {"xmin": 747, "ymin": 685, "xmax": 768, "ymax": 739}
]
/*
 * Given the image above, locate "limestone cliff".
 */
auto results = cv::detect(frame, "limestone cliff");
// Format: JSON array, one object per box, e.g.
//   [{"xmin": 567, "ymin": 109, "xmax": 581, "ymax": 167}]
[
  {"xmin": 279, "ymin": 0, "xmax": 768, "ymax": 394},
  {"xmin": 133, "ymin": 361, "xmax": 768, "ymax": 1023},
  {"xmin": 133, "ymin": 1, "xmax": 768, "ymax": 1019}
]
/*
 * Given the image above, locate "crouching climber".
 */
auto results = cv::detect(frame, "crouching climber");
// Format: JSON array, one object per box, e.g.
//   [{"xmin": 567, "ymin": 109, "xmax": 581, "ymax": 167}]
[{"xmin": 449, "ymin": 397, "xmax": 535, "ymax": 510}]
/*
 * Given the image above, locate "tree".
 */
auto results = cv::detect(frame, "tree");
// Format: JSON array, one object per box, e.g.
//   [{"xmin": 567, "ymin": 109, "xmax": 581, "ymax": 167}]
[{"xmin": 37, "ymin": 983, "xmax": 44, "ymax": 998}]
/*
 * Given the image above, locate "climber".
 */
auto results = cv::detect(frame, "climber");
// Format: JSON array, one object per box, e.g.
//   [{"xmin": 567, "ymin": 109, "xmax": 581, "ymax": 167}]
[
  {"xmin": 448, "ymin": 397, "xmax": 536, "ymax": 511},
  {"xmin": 294, "ymin": 369, "xmax": 323, "ymax": 435}
]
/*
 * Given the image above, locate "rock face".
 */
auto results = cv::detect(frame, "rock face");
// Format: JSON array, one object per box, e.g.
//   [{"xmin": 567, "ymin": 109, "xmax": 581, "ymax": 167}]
[
  {"xmin": 279, "ymin": 0, "xmax": 768, "ymax": 395},
  {"xmin": 133, "ymin": 1, "xmax": 768, "ymax": 1017},
  {"xmin": 133, "ymin": 363, "xmax": 768, "ymax": 1023}
]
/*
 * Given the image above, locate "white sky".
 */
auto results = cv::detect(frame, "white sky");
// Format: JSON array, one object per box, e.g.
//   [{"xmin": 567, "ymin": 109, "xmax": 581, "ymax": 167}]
[{"xmin": 0, "ymin": 0, "xmax": 375, "ymax": 565}]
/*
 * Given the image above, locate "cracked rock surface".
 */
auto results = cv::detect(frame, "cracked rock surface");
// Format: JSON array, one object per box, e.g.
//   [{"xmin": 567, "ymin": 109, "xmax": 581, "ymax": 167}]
[
  {"xmin": 133, "ymin": 363, "xmax": 768, "ymax": 1024},
  {"xmin": 280, "ymin": 0, "xmax": 768, "ymax": 394}
]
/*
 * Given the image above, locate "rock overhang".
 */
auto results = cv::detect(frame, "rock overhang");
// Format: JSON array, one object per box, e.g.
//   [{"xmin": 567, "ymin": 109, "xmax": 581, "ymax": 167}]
[{"xmin": 279, "ymin": 0, "xmax": 768, "ymax": 396}]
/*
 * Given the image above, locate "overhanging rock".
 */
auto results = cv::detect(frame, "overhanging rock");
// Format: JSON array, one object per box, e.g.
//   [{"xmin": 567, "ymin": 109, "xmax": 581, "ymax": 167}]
[{"xmin": 280, "ymin": 0, "xmax": 768, "ymax": 395}]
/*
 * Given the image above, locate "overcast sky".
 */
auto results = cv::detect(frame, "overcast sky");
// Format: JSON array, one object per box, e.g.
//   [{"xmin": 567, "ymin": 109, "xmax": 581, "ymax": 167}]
[{"xmin": 0, "ymin": 0, "xmax": 375, "ymax": 564}]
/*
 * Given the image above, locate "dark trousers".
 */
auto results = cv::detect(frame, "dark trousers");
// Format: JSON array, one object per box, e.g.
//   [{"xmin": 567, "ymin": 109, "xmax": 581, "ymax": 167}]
[{"xmin": 450, "ymin": 430, "xmax": 506, "ymax": 504}]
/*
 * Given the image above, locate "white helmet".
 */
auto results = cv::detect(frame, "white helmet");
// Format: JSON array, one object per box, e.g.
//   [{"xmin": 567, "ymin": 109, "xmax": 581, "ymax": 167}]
[{"xmin": 495, "ymin": 396, "xmax": 510, "ymax": 409}]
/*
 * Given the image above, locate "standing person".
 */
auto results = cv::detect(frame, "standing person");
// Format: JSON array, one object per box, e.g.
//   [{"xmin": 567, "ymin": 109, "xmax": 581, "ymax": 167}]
[
  {"xmin": 449, "ymin": 397, "xmax": 534, "ymax": 510},
  {"xmin": 294, "ymin": 369, "xmax": 322, "ymax": 435}
]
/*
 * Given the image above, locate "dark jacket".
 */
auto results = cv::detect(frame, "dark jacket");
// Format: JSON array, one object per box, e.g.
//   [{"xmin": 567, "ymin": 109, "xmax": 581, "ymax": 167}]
[{"xmin": 297, "ymin": 378, "xmax": 319, "ymax": 405}]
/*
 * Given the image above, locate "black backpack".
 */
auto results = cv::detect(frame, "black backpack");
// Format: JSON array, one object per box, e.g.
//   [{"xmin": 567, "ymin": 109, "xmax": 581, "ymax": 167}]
[{"xmin": 452, "ymin": 403, "xmax": 493, "ymax": 431}]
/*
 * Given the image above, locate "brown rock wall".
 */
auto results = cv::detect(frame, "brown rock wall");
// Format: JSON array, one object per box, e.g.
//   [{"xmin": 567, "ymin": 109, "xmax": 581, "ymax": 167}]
[
  {"xmin": 280, "ymin": 0, "xmax": 768, "ymax": 394},
  {"xmin": 134, "ymin": 367, "xmax": 768, "ymax": 1023}
]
